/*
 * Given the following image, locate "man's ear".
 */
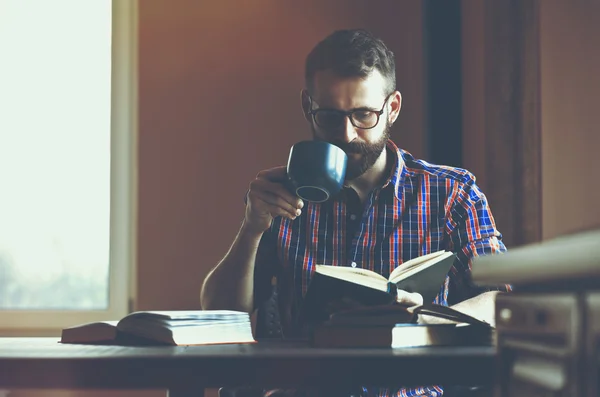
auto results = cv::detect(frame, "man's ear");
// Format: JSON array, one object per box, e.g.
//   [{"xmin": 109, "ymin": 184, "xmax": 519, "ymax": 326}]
[
  {"xmin": 388, "ymin": 91, "xmax": 402, "ymax": 124},
  {"xmin": 300, "ymin": 89, "xmax": 312, "ymax": 122}
]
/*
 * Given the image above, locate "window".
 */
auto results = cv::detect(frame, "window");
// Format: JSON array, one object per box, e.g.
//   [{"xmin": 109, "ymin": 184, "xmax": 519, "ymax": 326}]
[{"xmin": 0, "ymin": 0, "xmax": 136, "ymax": 333}]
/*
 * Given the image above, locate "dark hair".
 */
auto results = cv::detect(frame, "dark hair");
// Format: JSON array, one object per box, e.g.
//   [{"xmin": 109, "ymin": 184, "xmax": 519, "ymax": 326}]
[{"xmin": 305, "ymin": 29, "xmax": 396, "ymax": 94}]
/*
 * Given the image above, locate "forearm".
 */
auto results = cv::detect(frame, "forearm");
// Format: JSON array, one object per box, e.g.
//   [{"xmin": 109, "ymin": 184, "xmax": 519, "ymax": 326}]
[{"xmin": 200, "ymin": 221, "xmax": 264, "ymax": 312}]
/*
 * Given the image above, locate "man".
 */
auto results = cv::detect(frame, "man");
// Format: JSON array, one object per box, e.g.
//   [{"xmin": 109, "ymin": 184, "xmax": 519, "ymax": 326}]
[{"xmin": 201, "ymin": 29, "xmax": 508, "ymax": 397}]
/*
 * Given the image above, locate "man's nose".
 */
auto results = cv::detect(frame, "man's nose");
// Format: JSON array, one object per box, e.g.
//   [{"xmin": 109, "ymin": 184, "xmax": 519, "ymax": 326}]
[{"xmin": 338, "ymin": 116, "xmax": 358, "ymax": 143}]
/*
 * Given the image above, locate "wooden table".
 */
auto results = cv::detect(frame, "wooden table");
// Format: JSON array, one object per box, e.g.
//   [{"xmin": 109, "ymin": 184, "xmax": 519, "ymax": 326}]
[{"xmin": 0, "ymin": 337, "xmax": 496, "ymax": 396}]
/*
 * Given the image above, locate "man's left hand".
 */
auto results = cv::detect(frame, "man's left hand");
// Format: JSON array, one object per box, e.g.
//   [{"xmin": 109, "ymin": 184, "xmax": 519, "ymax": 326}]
[{"xmin": 395, "ymin": 290, "xmax": 423, "ymax": 306}]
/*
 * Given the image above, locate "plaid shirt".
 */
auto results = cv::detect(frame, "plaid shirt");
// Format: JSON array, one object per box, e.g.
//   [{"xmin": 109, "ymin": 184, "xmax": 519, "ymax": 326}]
[{"xmin": 254, "ymin": 140, "xmax": 508, "ymax": 397}]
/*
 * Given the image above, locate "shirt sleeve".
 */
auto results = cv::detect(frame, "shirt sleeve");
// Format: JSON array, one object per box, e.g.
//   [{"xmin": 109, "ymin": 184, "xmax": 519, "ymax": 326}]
[
  {"xmin": 242, "ymin": 188, "xmax": 280, "ymax": 311},
  {"xmin": 252, "ymin": 227, "xmax": 279, "ymax": 311},
  {"xmin": 444, "ymin": 172, "xmax": 512, "ymax": 305}
]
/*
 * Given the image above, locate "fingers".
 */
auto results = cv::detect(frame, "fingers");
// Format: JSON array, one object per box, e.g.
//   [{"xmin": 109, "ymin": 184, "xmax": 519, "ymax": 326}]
[
  {"xmin": 255, "ymin": 166, "xmax": 288, "ymax": 183},
  {"xmin": 246, "ymin": 167, "xmax": 304, "ymax": 222},
  {"xmin": 396, "ymin": 290, "xmax": 423, "ymax": 307},
  {"xmin": 252, "ymin": 177, "xmax": 303, "ymax": 210},
  {"xmin": 249, "ymin": 187, "xmax": 301, "ymax": 219}
]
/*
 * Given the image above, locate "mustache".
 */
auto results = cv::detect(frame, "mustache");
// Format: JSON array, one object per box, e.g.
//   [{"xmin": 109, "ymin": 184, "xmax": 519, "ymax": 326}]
[{"xmin": 333, "ymin": 141, "xmax": 370, "ymax": 154}]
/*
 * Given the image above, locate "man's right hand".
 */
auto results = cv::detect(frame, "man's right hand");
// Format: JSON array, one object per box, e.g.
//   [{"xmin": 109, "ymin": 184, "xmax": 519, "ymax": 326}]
[{"xmin": 244, "ymin": 166, "xmax": 304, "ymax": 234}]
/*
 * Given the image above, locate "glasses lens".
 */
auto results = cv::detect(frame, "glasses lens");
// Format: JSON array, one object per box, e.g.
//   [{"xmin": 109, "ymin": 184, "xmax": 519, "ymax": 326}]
[
  {"xmin": 314, "ymin": 110, "xmax": 344, "ymax": 129},
  {"xmin": 351, "ymin": 111, "xmax": 379, "ymax": 129}
]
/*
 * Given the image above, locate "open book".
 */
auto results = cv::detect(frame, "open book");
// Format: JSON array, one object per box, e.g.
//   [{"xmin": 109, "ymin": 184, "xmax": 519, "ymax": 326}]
[
  {"xmin": 60, "ymin": 310, "xmax": 255, "ymax": 346},
  {"xmin": 311, "ymin": 303, "xmax": 493, "ymax": 348},
  {"xmin": 301, "ymin": 250, "xmax": 456, "ymax": 325}
]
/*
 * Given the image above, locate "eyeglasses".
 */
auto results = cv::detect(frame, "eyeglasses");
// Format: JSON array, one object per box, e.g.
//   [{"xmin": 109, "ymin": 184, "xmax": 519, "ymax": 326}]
[{"xmin": 307, "ymin": 93, "xmax": 392, "ymax": 130}]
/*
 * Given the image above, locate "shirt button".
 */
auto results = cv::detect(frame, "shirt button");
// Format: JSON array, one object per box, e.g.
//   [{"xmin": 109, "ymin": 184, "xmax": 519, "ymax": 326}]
[
  {"xmin": 350, "ymin": 214, "xmax": 357, "ymax": 221},
  {"xmin": 351, "ymin": 262, "xmax": 357, "ymax": 268}
]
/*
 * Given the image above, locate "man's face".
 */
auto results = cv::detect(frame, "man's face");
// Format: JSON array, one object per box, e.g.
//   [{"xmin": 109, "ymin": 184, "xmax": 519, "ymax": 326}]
[{"xmin": 303, "ymin": 70, "xmax": 400, "ymax": 180}]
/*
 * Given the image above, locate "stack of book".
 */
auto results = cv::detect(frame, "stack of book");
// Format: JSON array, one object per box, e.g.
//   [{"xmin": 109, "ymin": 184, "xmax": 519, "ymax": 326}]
[
  {"xmin": 300, "ymin": 250, "xmax": 493, "ymax": 348},
  {"xmin": 310, "ymin": 303, "xmax": 494, "ymax": 348}
]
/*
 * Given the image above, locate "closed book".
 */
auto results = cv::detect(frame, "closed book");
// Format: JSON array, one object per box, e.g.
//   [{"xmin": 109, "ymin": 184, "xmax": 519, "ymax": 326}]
[
  {"xmin": 311, "ymin": 322, "xmax": 493, "ymax": 348},
  {"xmin": 60, "ymin": 310, "xmax": 256, "ymax": 346}
]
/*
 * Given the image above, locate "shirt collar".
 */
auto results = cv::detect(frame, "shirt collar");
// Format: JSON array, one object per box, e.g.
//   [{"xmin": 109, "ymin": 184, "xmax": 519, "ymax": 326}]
[
  {"xmin": 334, "ymin": 139, "xmax": 406, "ymax": 202},
  {"xmin": 380, "ymin": 139, "xmax": 405, "ymax": 201}
]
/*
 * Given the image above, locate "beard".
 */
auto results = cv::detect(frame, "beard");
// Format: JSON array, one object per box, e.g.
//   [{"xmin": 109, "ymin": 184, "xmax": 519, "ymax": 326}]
[{"xmin": 312, "ymin": 121, "xmax": 391, "ymax": 180}]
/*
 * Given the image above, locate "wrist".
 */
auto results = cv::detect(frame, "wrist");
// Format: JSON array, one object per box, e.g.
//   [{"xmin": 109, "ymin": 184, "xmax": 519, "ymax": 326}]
[{"xmin": 239, "ymin": 219, "xmax": 267, "ymax": 242}]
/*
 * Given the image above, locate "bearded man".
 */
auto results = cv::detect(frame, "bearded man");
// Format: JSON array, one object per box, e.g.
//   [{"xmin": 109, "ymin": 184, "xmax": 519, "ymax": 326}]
[{"xmin": 201, "ymin": 29, "xmax": 509, "ymax": 397}]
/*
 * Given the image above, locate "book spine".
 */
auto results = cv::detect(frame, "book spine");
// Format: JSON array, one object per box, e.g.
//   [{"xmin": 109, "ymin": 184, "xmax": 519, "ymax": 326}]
[{"xmin": 387, "ymin": 281, "xmax": 397, "ymax": 297}]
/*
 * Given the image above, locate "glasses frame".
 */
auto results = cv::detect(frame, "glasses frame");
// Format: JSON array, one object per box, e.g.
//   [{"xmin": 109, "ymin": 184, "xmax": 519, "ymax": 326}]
[{"xmin": 307, "ymin": 93, "xmax": 393, "ymax": 130}]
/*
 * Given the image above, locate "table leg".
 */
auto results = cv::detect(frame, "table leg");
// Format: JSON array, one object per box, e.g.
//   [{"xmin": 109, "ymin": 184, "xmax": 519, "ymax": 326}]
[{"xmin": 166, "ymin": 387, "xmax": 204, "ymax": 397}]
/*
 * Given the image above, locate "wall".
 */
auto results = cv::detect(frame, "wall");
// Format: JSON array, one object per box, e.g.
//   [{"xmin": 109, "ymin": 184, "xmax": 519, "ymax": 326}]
[
  {"xmin": 460, "ymin": 0, "xmax": 486, "ymax": 191},
  {"xmin": 461, "ymin": 0, "xmax": 600, "ymax": 244},
  {"xmin": 136, "ymin": 0, "xmax": 427, "ymax": 311},
  {"xmin": 539, "ymin": 0, "xmax": 600, "ymax": 240}
]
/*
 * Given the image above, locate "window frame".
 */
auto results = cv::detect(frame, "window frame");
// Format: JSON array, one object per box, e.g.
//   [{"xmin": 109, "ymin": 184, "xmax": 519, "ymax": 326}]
[{"xmin": 0, "ymin": 0, "xmax": 138, "ymax": 336}]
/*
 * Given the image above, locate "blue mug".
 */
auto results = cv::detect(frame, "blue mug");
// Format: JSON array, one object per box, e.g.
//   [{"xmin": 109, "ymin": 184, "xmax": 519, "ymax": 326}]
[{"xmin": 286, "ymin": 141, "xmax": 347, "ymax": 203}]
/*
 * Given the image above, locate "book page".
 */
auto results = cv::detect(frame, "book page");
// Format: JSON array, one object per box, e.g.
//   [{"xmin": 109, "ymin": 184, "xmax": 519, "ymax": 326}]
[
  {"xmin": 315, "ymin": 265, "xmax": 387, "ymax": 282},
  {"xmin": 388, "ymin": 250, "xmax": 448, "ymax": 281},
  {"xmin": 122, "ymin": 310, "xmax": 249, "ymax": 322},
  {"xmin": 411, "ymin": 303, "xmax": 491, "ymax": 327},
  {"xmin": 61, "ymin": 320, "xmax": 119, "ymax": 344}
]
